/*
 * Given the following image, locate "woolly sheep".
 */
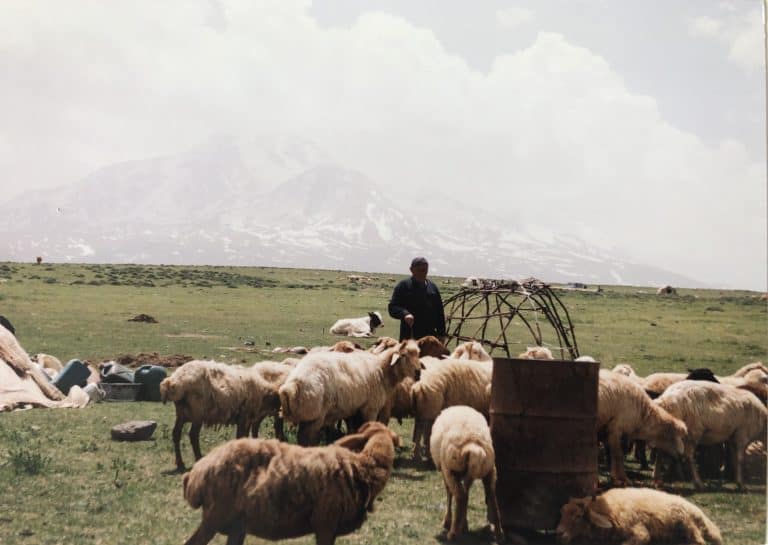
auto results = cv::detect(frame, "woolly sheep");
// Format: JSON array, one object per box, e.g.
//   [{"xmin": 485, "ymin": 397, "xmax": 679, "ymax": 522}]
[
  {"xmin": 430, "ymin": 406, "xmax": 503, "ymax": 541},
  {"xmin": 654, "ymin": 380, "xmax": 767, "ymax": 489},
  {"xmin": 611, "ymin": 363, "xmax": 639, "ymax": 380},
  {"xmin": 243, "ymin": 360, "xmax": 295, "ymax": 441},
  {"xmin": 556, "ymin": 488, "xmax": 722, "ymax": 545},
  {"xmin": 641, "ymin": 372, "xmax": 686, "ymax": 398},
  {"xmin": 182, "ymin": 422, "xmax": 400, "ymax": 545},
  {"xmin": 380, "ymin": 336, "xmax": 450, "ymax": 424},
  {"xmin": 597, "ymin": 370, "xmax": 687, "ymax": 485},
  {"xmin": 411, "ymin": 358, "xmax": 493, "ymax": 461},
  {"xmin": 450, "ymin": 341, "xmax": 492, "ymax": 362},
  {"xmin": 329, "ymin": 311, "xmax": 383, "ymax": 337},
  {"xmin": 278, "ymin": 340, "xmax": 423, "ymax": 445},
  {"xmin": 159, "ymin": 360, "xmax": 280, "ymax": 470},
  {"xmin": 368, "ymin": 336, "xmax": 399, "ymax": 354},
  {"xmin": 518, "ymin": 346, "xmax": 554, "ymax": 360}
]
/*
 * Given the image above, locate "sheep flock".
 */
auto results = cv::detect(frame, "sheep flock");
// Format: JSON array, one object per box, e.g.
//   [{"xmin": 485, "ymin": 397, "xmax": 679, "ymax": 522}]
[{"xmin": 155, "ymin": 330, "xmax": 768, "ymax": 545}]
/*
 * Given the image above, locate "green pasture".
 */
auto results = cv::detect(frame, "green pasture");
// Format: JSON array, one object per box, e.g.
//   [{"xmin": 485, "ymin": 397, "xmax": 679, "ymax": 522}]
[{"xmin": 0, "ymin": 262, "xmax": 765, "ymax": 544}]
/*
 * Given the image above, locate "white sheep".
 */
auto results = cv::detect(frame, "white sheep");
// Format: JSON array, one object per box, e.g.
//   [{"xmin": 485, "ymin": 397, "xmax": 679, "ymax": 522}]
[
  {"xmin": 181, "ymin": 422, "xmax": 400, "ymax": 545},
  {"xmin": 450, "ymin": 341, "xmax": 492, "ymax": 362},
  {"xmin": 242, "ymin": 360, "xmax": 295, "ymax": 440},
  {"xmin": 654, "ymin": 380, "xmax": 767, "ymax": 489},
  {"xmin": 430, "ymin": 406, "xmax": 503, "ymax": 541},
  {"xmin": 278, "ymin": 339, "xmax": 423, "ymax": 445},
  {"xmin": 159, "ymin": 360, "xmax": 280, "ymax": 470},
  {"xmin": 597, "ymin": 370, "xmax": 687, "ymax": 486},
  {"xmin": 368, "ymin": 336, "xmax": 399, "ymax": 354},
  {"xmin": 518, "ymin": 346, "xmax": 554, "ymax": 360},
  {"xmin": 556, "ymin": 488, "xmax": 722, "ymax": 545},
  {"xmin": 410, "ymin": 358, "xmax": 493, "ymax": 461},
  {"xmin": 329, "ymin": 311, "xmax": 383, "ymax": 337},
  {"xmin": 611, "ymin": 363, "xmax": 638, "ymax": 379},
  {"xmin": 641, "ymin": 372, "xmax": 687, "ymax": 398}
]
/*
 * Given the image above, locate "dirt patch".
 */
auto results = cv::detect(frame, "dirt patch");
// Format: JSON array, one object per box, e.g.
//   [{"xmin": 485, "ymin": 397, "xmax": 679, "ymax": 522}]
[
  {"xmin": 113, "ymin": 352, "xmax": 193, "ymax": 368},
  {"xmin": 128, "ymin": 314, "xmax": 158, "ymax": 323}
]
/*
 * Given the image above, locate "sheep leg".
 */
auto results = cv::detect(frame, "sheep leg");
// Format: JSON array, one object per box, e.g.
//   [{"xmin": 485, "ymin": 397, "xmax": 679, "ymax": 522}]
[
  {"xmin": 634, "ymin": 440, "xmax": 649, "ymax": 470},
  {"xmin": 607, "ymin": 431, "xmax": 629, "ymax": 485},
  {"xmin": 423, "ymin": 419, "xmax": 435, "ymax": 462},
  {"xmin": 448, "ymin": 478, "xmax": 469, "ymax": 540},
  {"xmin": 172, "ymin": 415, "xmax": 187, "ymax": 470},
  {"xmin": 412, "ymin": 419, "xmax": 424, "ymax": 460},
  {"xmin": 298, "ymin": 420, "xmax": 324, "ymax": 446},
  {"xmin": 224, "ymin": 517, "xmax": 246, "ymax": 545},
  {"xmin": 249, "ymin": 416, "xmax": 265, "ymax": 438},
  {"xmin": 183, "ymin": 523, "xmax": 217, "ymax": 545},
  {"xmin": 235, "ymin": 420, "xmax": 248, "ymax": 439},
  {"xmin": 442, "ymin": 480, "xmax": 453, "ymax": 530},
  {"xmin": 273, "ymin": 414, "xmax": 286, "ymax": 441},
  {"xmin": 731, "ymin": 437, "xmax": 746, "ymax": 490},
  {"xmin": 622, "ymin": 523, "xmax": 651, "ymax": 545},
  {"xmin": 444, "ymin": 471, "xmax": 466, "ymax": 540},
  {"xmin": 483, "ymin": 470, "xmax": 504, "ymax": 542},
  {"xmin": 685, "ymin": 445, "xmax": 705, "ymax": 490},
  {"xmin": 314, "ymin": 524, "xmax": 337, "ymax": 545},
  {"xmin": 190, "ymin": 422, "xmax": 203, "ymax": 461}
]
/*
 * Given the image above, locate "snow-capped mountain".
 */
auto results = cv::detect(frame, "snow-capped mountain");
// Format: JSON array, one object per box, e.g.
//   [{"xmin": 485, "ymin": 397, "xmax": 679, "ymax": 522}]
[{"xmin": 0, "ymin": 138, "xmax": 702, "ymax": 287}]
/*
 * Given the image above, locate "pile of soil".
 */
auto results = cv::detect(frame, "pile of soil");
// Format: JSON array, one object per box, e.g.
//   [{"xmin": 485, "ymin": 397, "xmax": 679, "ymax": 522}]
[
  {"xmin": 127, "ymin": 314, "xmax": 158, "ymax": 323},
  {"xmin": 114, "ymin": 352, "xmax": 193, "ymax": 368}
]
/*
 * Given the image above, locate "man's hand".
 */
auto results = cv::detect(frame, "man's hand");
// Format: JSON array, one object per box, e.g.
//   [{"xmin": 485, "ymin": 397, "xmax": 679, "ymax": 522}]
[{"xmin": 404, "ymin": 314, "xmax": 415, "ymax": 327}]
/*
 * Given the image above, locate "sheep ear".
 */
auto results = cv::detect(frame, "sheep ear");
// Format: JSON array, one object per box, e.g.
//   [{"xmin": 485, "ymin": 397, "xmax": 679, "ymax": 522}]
[
  {"xmin": 389, "ymin": 352, "xmax": 400, "ymax": 366},
  {"xmin": 420, "ymin": 361, "xmax": 426, "ymax": 370},
  {"xmin": 335, "ymin": 433, "xmax": 368, "ymax": 452},
  {"xmin": 586, "ymin": 501, "xmax": 614, "ymax": 529}
]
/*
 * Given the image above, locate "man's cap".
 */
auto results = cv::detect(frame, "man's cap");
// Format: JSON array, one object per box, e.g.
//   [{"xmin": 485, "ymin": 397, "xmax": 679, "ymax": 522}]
[{"xmin": 410, "ymin": 256, "xmax": 429, "ymax": 267}]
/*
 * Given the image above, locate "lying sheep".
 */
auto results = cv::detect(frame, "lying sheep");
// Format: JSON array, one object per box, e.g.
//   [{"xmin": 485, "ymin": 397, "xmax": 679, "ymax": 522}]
[
  {"xmin": 450, "ymin": 341, "xmax": 492, "ymax": 362},
  {"xmin": 430, "ymin": 406, "xmax": 503, "ymax": 541},
  {"xmin": 518, "ymin": 346, "xmax": 554, "ymax": 360},
  {"xmin": 182, "ymin": 422, "xmax": 400, "ymax": 545},
  {"xmin": 597, "ymin": 370, "xmax": 687, "ymax": 485},
  {"xmin": 160, "ymin": 360, "xmax": 280, "ymax": 470},
  {"xmin": 654, "ymin": 380, "xmax": 767, "ymax": 489},
  {"xmin": 329, "ymin": 311, "xmax": 383, "ymax": 337},
  {"xmin": 556, "ymin": 488, "xmax": 722, "ymax": 545},
  {"xmin": 279, "ymin": 340, "xmax": 423, "ymax": 445},
  {"xmin": 411, "ymin": 358, "xmax": 493, "ymax": 461}
]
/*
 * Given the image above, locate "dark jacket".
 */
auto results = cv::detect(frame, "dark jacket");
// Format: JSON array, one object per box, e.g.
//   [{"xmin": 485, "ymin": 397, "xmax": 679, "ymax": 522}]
[{"xmin": 388, "ymin": 277, "xmax": 447, "ymax": 341}]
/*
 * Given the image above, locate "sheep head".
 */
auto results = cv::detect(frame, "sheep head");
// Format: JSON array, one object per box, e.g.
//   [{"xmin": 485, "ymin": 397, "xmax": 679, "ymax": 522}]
[
  {"xmin": 556, "ymin": 495, "xmax": 616, "ymax": 543},
  {"xmin": 330, "ymin": 340, "xmax": 363, "ymax": 353},
  {"xmin": 611, "ymin": 363, "xmax": 636, "ymax": 377},
  {"xmin": 648, "ymin": 411, "xmax": 688, "ymax": 456},
  {"xmin": 450, "ymin": 341, "xmax": 492, "ymax": 362},
  {"xmin": 387, "ymin": 340, "xmax": 424, "ymax": 382},
  {"xmin": 416, "ymin": 336, "xmax": 449, "ymax": 358},
  {"xmin": 518, "ymin": 346, "xmax": 554, "ymax": 360},
  {"xmin": 369, "ymin": 336, "xmax": 399, "ymax": 354}
]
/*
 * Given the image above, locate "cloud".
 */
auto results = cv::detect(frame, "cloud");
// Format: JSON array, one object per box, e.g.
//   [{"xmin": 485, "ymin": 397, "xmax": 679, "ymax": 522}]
[
  {"xmin": 496, "ymin": 7, "xmax": 534, "ymax": 29},
  {"xmin": 689, "ymin": 7, "xmax": 763, "ymax": 72},
  {"xmin": 0, "ymin": 0, "xmax": 764, "ymax": 288}
]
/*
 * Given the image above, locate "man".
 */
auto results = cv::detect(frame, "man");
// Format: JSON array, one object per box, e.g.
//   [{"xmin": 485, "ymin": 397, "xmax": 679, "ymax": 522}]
[{"xmin": 388, "ymin": 256, "xmax": 447, "ymax": 342}]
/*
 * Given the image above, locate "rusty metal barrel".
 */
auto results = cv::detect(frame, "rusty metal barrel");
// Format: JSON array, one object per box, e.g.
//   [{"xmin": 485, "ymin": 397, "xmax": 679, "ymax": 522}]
[{"xmin": 489, "ymin": 357, "xmax": 599, "ymax": 531}]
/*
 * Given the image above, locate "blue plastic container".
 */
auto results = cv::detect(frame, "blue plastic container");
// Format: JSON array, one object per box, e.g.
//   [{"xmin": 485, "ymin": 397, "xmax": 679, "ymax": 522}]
[
  {"xmin": 52, "ymin": 359, "xmax": 90, "ymax": 395},
  {"xmin": 134, "ymin": 365, "xmax": 168, "ymax": 402}
]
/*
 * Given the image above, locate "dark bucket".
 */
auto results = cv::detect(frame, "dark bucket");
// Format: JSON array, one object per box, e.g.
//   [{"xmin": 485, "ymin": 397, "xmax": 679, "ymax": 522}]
[{"xmin": 489, "ymin": 357, "xmax": 599, "ymax": 531}]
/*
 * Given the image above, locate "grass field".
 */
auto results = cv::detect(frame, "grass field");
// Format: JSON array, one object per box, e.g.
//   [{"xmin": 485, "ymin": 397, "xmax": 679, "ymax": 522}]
[{"xmin": 0, "ymin": 262, "xmax": 766, "ymax": 545}]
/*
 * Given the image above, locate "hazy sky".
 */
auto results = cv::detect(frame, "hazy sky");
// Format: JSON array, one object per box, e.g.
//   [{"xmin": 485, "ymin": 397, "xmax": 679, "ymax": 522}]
[{"xmin": 0, "ymin": 1, "xmax": 765, "ymax": 289}]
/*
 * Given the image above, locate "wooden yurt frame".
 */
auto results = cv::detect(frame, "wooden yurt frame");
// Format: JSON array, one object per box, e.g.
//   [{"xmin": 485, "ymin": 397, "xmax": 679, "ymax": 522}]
[{"xmin": 443, "ymin": 277, "xmax": 580, "ymax": 360}]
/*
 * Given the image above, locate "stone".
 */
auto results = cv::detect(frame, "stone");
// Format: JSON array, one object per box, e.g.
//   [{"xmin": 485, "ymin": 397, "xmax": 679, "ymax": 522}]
[{"xmin": 110, "ymin": 420, "xmax": 157, "ymax": 442}]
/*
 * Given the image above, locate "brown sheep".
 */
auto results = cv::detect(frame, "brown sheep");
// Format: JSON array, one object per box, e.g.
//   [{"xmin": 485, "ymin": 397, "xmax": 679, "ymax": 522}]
[
  {"xmin": 181, "ymin": 422, "xmax": 400, "ymax": 545},
  {"xmin": 556, "ymin": 488, "xmax": 722, "ymax": 545}
]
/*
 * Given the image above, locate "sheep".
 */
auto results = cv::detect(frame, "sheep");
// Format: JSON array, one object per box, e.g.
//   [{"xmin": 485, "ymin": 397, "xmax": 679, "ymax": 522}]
[
  {"xmin": 243, "ymin": 360, "xmax": 295, "ymax": 441},
  {"xmin": 181, "ymin": 422, "xmax": 400, "ymax": 545},
  {"xmin": 368, "ymin": 336, "xmax": 399, "ymax": 354},
  {"xmin": 462, "ymin": 276, "xmax": 480, "ymax": 288},
  {"xmin": 641, "ymin": 372, "xmax": 686, "ymax": 398},
  {"xmin": 379, "ymin": 336, "xmax": 450, "ymax": 425},
  {"xmin": 410, "ymin": 358, "xmax": 493, "ymax": 461},
  {"xmin": 610, "ymin": 363, "xmax": 639, "ymax": 380},
  {"xmin": 656, "ymin": 285, "xmax": 677, "ymax": 296},
  {"xmin": 430, "ymin": 406, "xmax": 503, "ymax": 541},
  {"xmin": 597, "ymin": 370, "xmax": 687, "ymax": 486},
  {"xmin": 518, "ymin": 346, "xmax": 554, "ymax": 360},
  {"xmin": 450, "ymin": 341, "xmax": 492, "ymax": 362},
  {"xmin": 159, "ymin": 360, "xmax": 280, "ymax": 470},
  {"xmin": 306, "ymin": 340, "xmax": 365, "ymax": 354},
  {"xmin": 654, "ymin": 380, "xmax": 767, "ymax": 489},
  {"xmin": 329, "ymin": 311, "xmax": 383, "ymax": 337},
  {"xmin": 556, "ymin": 488, "xmax": 722, "ymax": 545},
  {"xmin": 34, "ymin": 353, "xmax": 63, "ymax": 376},
  {"xmin": 730, "ymin": 361, "xmax": 768, "ymax": 379},
  {"xmin": 278, "ymin": 339, "xmax": 423, "ymax": 446}
]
